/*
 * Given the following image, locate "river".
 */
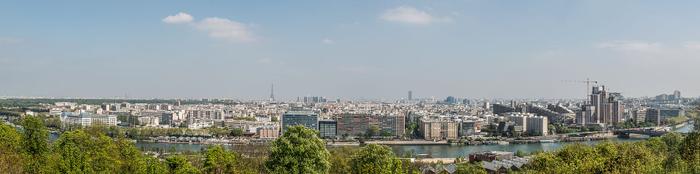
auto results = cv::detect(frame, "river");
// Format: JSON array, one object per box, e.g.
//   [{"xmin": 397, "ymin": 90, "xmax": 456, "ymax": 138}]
[{"xmin": 134, "ymin": 122, "xmax": 695, "ymax": 158}]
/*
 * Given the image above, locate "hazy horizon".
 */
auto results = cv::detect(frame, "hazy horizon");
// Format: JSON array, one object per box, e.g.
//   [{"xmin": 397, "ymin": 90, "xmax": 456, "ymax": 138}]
[{"xmin": 2, "ymin": 1, "xmax": 700, "ymax": 100}]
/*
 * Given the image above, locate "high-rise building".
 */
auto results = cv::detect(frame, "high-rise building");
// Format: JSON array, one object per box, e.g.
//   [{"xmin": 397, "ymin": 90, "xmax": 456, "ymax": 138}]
[
  {"xmin": 281, "ymin": 111, "xmax": 319, "ymax": 133},
  {"xmin": 577, "ymin": 86, "xmax": 625, "ymax": 125},
  {"xmin": 525, "ymin": 116, "xmax": 548, "ymax": 136},
  {"xmin": 408, "ymin": 90, "xmax": 413, "ymax": 101}
]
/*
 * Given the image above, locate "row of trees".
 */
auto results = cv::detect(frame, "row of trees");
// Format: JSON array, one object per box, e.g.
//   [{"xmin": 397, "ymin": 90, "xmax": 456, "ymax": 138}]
[
  {"xmin": 6, "ymin": 115, "xmax": 700, "ymax": 173},
  {"xmin": 0, "ymin": 117, "xmax": 484, "ymax": 173}
]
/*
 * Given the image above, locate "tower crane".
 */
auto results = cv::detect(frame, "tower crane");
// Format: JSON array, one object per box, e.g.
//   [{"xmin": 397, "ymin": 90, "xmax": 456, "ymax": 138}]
[{"xmin": 562, "ymin": 78, "xmax": 598, "ymax": 99}]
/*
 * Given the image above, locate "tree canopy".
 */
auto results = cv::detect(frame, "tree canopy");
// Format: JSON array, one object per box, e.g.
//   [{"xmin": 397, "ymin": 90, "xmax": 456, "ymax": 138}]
[
  {"xmin": 265, "ymin": 125, "xmax": 331, "ymax": 174},
  {"xmin": 349, "ymin": 144, "xmax": 403, "ymax": 174},
  {"xmin": 203, "ymin": 145, "xmax": 238, "ymax": 174}
]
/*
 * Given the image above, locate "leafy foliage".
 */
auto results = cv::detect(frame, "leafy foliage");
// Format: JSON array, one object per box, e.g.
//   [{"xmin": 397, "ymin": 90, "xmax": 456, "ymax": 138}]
[
  {"xmin": 349, "ymin": 144, "xmax": 403, "ymax": 174},
  {"xmin": 265, "ymin": 125, "xmax": 331, "ymax": 174},
  {"xmin": 0, "ymin": 123, "xmax": 24, "ymax": 172},
  {"xmin": 21, "ymin": 116, "xmax": 51, "ymax": 173},
  {"xmin": 203, "ymin": 145, "xmax": 237, "ymax": 174}
]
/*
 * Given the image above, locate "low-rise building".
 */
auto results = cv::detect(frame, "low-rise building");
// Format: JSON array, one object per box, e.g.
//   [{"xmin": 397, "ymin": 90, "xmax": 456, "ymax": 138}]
[
  {"xmin": 60, "ymin": 111, "xmax": 118, "ymax": 127},
  {"xmin": 318, "ymin": 120, "xmax": 337, "ymax": 138}
]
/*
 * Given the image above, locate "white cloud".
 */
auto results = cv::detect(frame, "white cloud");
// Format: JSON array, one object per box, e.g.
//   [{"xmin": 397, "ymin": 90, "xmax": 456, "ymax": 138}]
[
  {"xmin": 380, "ymin": 6, "xmax": 443, "ymax": 25},
  {"xmin": 196, "ymin": 17, "xmax": 255, "ymax": 42},
  {"xmin": 596, "ymin": 41, "xmax": 661, "ymax": 52},
  {"xmin": 163, "ymin": 12, "xmax": 255, "ymax": 42},
  {"xmin": 322, "ymin": 38, "xmax": 334, "ymax": 44},
  {"xmin": 162, "ymin": 12, "xmax": 194, "ymax": 24}
]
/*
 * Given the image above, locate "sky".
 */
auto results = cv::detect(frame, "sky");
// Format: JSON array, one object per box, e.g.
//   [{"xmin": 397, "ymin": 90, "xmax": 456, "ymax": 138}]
[{"xmin": 2, "ymin": 1, "xmax": 700, "ymax": 100}]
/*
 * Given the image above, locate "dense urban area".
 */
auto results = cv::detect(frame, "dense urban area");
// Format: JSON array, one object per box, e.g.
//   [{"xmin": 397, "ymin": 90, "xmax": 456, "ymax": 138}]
[{"xmin": 1, "ymin": 85, "xmax": 700, "ymax": 173}]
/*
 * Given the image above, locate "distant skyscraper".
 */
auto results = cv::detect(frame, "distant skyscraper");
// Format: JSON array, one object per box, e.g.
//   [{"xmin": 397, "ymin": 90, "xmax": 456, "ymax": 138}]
[
  {"xmin": 269, "ymin": 84, "xmax": 275, "ymax": 102},
  {"xmin": 408, "ymin": 90, "xmax": 413, "ymax": 101},
  {"xmin": 673, "ymin": 90, "xmax": 681, "ymax": 99}
]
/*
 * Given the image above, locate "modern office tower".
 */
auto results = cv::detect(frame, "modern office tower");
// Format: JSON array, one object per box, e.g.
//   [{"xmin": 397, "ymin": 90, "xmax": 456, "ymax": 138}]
[
  {"xmin": 281, "ymin": 111, "xmax": 319, "ymax": 133},
  {"xmin": 525, "ymin": 116, "xmax": 548, "ymax": 136},
  {"xmin": 408, "ymin": 90, "xmax": 413, "ymax": 101},
  {"xmin": 318, "ymin": 119, "xmax": 337, "ymax": 138},
  {"xmin": 445, "ymin": 96, "xmax": 457, "ymax": 104},
  {"xmin": 577, "ymin": 86, "xmax": 625, "ymax": 125},
  {"xmin": 419, "ymin": 117, "xmax": 459, "ymax": 140},
  {"xmin": 646, "ymin": 108, "xmax": 662, "ymax": 126},
  {"xmin": 334, "ymin": 113, "xmax": 405, "ymax": 138},
  {"xmin": 633, "ymin": 108, "xmax": 647, "ymax": 124}
]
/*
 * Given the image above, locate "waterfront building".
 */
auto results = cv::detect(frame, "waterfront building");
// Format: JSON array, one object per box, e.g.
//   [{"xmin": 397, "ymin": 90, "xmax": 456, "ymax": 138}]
[
  {"xmin": 281, "ymin": 111, "xmax": 319, "ymax": 133},
  {"xmin": 646, "ymin": 108, "xmax": 662, "ymax": 125},
  {"xmin": 525, "ymin": 116, "xmax": 548, "ymax": 136},
  {"xmin": 419, "ymin": 116, "xmax": 459, "ymax": 140},
  {"xmin": 577, "ymin": 86, "xmax": 625, "ymax": 125},
  {"xmin": 334, "ymin": 113, "xmax": 405, "ymax": 138},
  {"xmin": 504, "ymin": 112, "xmax": 547, "ymax": 136},
  {"xmin": 660, "ymin": 108, "xmax": 685, "ymax": 118},
  {"xmin": 459, "ymin": 120, "xmax": 481, "ymax": 136},
  {"xmin": 633, "ymin": 109, "xmax": 647, "ymax": 124},
  {"xmin": 318, "ymin": 119, "xmax": 337, "ymax": 138}
]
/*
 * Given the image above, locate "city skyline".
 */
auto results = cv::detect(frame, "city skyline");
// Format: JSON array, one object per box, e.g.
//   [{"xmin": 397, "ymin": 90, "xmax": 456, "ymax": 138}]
[{"xmin": 3, "ymin": 1, "xmax": 700, "ymax": 99}]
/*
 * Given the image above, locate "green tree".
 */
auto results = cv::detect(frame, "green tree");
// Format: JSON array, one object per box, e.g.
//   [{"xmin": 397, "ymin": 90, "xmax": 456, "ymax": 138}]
[
  {"xmin": 144, "ymin": 156, "xmax": 168, "ymax": 174},
  {"xmin": 166, "ymin": 155, "xmax": 200, "ymax": 174},
  {"xmin": 116, "ymin": 138, "xmax": 147, "ymax": 173},
  {"xmin": 230, "ymin": 128, "xmax": 244, "ymax": 137},
  {"xmin": 349, "ymin": 144, "xmax": 403, "ymax": 174},
  {"xmin": 52, "ymin": 129, "xmax": 120, "ymax": 173},
  {"xmin": 365, "ymin": 125, "xmax": 380, "ymax": 138},
  {"xmin": 0, "ymin": 123, "xmax": 25, "ymax": 173},
  {"xmin": 679, "ymin": 131, "xmax": 700, "ymax": 172},
  {"xmin": 515, "ymin": 150, "xmax": 526, "ymax": 157},
  {"xmin": 20, "ymin": 116, "xmax": 50, "ymax": 173},
  {"xmin": 328, "ymin": 146, "xmax": 358, "ymax": 174},
  {"xmin": 203, "ymin": 145, "xmax": 237, "ymax": 174},
  {"xmin": 265, "ymin": 125, "xmax": 331, "ymax": 174}
]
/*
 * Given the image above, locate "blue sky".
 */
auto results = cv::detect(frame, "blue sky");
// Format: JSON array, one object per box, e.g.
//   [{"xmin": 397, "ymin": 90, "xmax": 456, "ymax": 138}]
[{"xmin": 2, "ymin": 1, "xmax": 700, "ymax": 100}]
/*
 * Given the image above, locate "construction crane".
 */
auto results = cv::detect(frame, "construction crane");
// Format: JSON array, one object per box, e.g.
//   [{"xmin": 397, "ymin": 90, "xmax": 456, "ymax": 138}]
[{"xmin": 562, "ymin": 78, "xmax": 598, "ymax": 99}]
